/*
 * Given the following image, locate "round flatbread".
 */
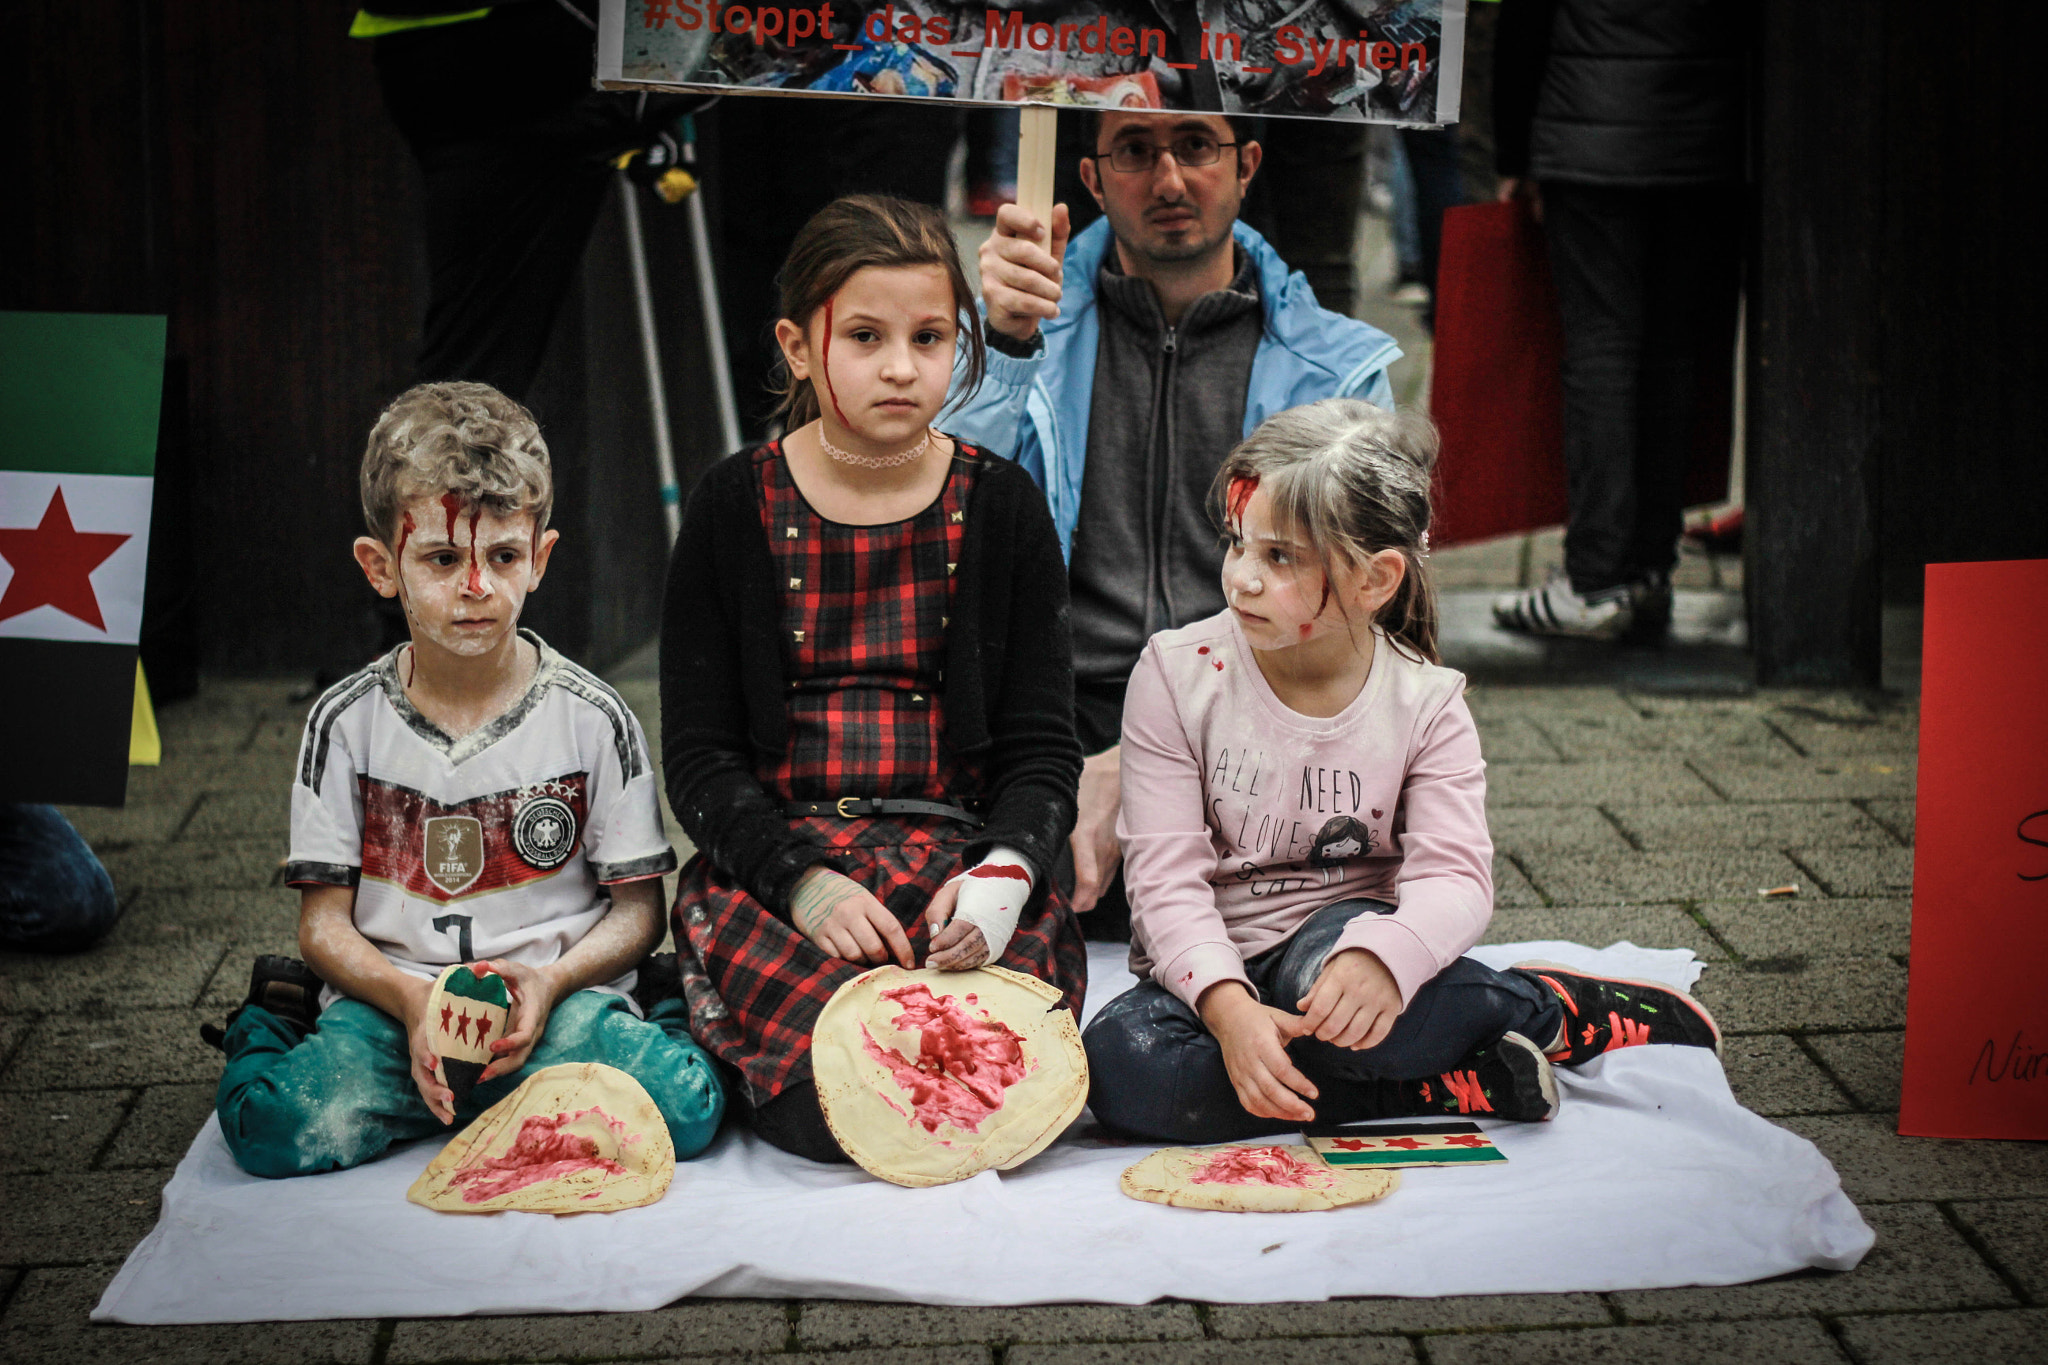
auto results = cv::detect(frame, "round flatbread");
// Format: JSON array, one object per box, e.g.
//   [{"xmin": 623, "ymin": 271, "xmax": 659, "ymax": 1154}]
[
  {"xmin": 407, "ymin": 1063, "xmax": 673, "ymax": 1214},
  {"xmin": 812, "ymin": 965, "xmax": 1087, "ymax": 1188},
  {"xmin": 1119, "ymin": 1143, "xmax": 1401, "ymax": 1213},
  {"xmin": 422, "ymin": 963, "xmax": 514, "ymax": 1107}
]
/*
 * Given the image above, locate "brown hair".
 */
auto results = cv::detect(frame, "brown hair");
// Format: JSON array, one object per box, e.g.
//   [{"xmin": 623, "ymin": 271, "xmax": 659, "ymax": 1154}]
[
  {"xmin": 359, "ymin": 381, "xmax": 552, "ymax": 546},
  {"xmin": 1210, "ymin": 398, "xmax": 1441, "ymax": 664},
  {"xmin": 770, "ymin": 194, "xmax": 985, "ymax": 430}
]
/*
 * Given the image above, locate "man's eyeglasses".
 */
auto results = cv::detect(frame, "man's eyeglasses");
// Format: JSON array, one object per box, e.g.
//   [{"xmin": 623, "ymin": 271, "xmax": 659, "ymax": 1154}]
[{"xmin": 1093, "ymin": 134, "xmax": 1240, "ymax": 174}]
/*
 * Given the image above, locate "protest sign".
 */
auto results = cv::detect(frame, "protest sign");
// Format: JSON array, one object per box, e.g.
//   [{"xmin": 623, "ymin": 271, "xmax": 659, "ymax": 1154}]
[
  {"xmin": 598, "ymin": 0, "xmax": 1467, "ymax": 126},
  {"xmin": 1899, "ymin": 558, "xmax": 2048, "ymax": 1140},
  {"xmin": 0, "ymin": 311, "xmax": 165, "ymax": 807}
]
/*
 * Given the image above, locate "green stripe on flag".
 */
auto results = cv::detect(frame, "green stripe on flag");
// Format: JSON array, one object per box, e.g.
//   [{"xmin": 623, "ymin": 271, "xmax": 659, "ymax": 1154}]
[
  {"xmin": 1319, "ymin": 1148, "xmax": 1506, "ymax": 1165},
  {"xmin": 443, "ymin": 966, "xmax": 512, "ymax": 1008},
  {"xmin": 0, "ymin": 312, "xmax": 166, "ymax": 478}
]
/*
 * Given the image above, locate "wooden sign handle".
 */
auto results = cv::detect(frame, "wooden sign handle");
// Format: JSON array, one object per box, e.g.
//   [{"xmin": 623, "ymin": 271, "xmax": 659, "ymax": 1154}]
[{"xmin": 1016, "ymin": 104, "xmax": 1059, "ymax": 246}]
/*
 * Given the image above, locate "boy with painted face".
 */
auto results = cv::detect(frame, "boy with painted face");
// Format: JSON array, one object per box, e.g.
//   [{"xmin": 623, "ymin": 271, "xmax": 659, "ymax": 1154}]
[{"xmin": 204, "ymin": 382, "xmax": 724, "ymax": 1178}]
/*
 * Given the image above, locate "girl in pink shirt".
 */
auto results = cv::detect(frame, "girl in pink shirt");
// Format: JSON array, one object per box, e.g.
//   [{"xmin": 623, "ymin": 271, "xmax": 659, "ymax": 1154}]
[{"xmin": 1084, "ymin": 399, "xmax": 1721, "ymax": 1142}]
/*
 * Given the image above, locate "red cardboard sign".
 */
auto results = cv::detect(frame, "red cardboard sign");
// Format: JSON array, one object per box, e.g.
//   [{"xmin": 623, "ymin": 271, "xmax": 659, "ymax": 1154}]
[{"xmin": 1899, "ymin": 558, "xmax": 2048, "ymax": 1139}]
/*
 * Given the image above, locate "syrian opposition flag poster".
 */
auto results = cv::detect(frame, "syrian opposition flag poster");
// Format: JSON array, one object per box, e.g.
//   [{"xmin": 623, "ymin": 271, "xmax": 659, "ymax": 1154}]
[{"xmin": 0, "ymin": 312, "xmax": 165, "ymax": 807}]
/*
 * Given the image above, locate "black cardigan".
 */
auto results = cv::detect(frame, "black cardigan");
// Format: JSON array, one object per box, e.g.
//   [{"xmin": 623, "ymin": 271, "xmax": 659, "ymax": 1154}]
[{"xmin": 659, "ymin": 444, "xmax": 1082, "ymax": 919}]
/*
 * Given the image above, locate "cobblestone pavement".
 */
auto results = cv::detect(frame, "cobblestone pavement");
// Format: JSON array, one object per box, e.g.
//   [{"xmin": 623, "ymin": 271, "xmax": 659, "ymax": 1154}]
[{"xmin": 5, "ymin": 635, "xmax": 2045, "ymax": 1364}]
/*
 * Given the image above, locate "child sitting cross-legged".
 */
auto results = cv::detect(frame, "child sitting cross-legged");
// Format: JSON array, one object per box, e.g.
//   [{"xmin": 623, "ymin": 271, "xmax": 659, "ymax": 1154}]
[
  {"xmin": 206, "ymin": 382, "xmax": 724, "ymax": 1178},
  {"xmin": 1084, "ymin": 399, "xmax": 1722, "ymax": 1141}
]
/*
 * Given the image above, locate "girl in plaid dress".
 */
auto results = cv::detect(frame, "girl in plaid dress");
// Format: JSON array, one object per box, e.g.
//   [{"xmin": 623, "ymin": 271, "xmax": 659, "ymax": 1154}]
[{"xmin": 660, "ymin": 196, "xmax": 1088, "ymax": 1162}]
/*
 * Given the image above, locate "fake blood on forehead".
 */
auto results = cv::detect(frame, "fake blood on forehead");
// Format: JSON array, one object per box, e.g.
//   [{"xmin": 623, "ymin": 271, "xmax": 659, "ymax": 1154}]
[
  {"xmin": 1226, "ymin": 474, "xmax": 1260, "ymax": 529},
  {"xmin": 465, "ymin": 504, "xmax": 483, "ymax": 595},
  {"xmin": 859, "ymin": 984, "xmax": 1029, "ymax": 1135}
]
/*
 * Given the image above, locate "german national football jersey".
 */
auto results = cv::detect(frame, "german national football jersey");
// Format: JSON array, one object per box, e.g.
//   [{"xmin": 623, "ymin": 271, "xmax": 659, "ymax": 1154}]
[{"xmin": 286, "ymin": 631, "xmax": 676, "ymax": 1011}]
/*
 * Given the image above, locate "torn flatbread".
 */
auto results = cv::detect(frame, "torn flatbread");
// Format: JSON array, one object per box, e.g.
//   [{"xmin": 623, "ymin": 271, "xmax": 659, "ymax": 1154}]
[{"xmin": 1119, "ymin": 1143, "xmax": 1400, "ymax": 1212}]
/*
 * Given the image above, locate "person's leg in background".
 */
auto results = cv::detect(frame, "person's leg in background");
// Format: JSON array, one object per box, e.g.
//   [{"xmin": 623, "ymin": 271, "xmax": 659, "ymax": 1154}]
[
  {"xmin": 1241, "ymin": 121, "xmax": 1367, "ymax": 316},
  {"xmin": 1397, "ymin": 125, "xmax": 1467, "ymax": 331},
  {"xmin": 0, "ymin": 804, "xmax": 118, "ymax": 953}
]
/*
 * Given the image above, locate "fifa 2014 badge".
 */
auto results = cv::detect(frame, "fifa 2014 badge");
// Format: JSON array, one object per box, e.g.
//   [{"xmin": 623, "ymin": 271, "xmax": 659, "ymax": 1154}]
[{"xmin": 423, "ymin": 815, "xmax": 485, "ymax": 896}]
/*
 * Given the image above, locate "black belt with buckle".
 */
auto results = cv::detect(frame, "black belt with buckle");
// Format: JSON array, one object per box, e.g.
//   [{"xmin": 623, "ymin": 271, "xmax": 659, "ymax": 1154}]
[{"xmin": 784, "ymin": 797, "xmax": 985, "ymax": 828}]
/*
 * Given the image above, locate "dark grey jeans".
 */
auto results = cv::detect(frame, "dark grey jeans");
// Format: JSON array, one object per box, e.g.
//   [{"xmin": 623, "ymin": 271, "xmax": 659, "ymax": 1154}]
[{"xmin": 1083, "ymin": 900, "xmax": 1561, "ymax": 1143}]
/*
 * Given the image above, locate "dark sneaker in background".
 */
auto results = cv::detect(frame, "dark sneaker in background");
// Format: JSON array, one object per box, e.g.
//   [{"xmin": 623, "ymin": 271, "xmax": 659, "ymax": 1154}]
[
  {"xmin": 1514, "ymin": 960, "xmax": 1722, "ymax": 1067},
  {"xmin": 199, "ymin": 955, "xmax": 325, "ymax": 1051}
]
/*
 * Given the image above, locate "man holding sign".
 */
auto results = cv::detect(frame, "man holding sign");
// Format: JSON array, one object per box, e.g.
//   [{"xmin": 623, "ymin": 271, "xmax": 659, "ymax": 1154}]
[{"xmin": 947, "ymin": 111, "xmax": 1401, "ymax": 937}]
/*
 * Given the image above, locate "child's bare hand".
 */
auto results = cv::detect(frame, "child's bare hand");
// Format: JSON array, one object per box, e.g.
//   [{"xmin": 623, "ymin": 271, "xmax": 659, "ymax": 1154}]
[
  {"xmin": 1200, "ymin": 984, "xmax": 1317, "ymax": 1124},
  {"xmin": 922, "ymin": 882, "xmax": 991, "ymax": 970},
  {"xmin": 401, "ymin": 976, "xmax": 457, "ymax": 1126},
  {"xmin": 477, "ymin": 959, "xmax": 562, "ymax": 1082},
  {"xmin": 1297, "ymin": 948, "xmax": 1403, "ymax": 1051},
  {"xmin": 792, "ymin": 866, "xmax": 914, "ymax": 968}
]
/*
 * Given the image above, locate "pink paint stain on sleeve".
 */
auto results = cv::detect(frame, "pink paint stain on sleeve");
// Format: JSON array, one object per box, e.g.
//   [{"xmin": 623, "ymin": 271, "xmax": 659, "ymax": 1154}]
[
  {"xmin": 1187, "ymin": 1145, "xmax": 1331, "ymax": 1189},
  {"xmin": 858, "ymin": 984, "xmax": 1030, "ymax": 1135},
  {"xmin": 448, "ymin": 1106, "xmax": 629, "ymax": 1203},
  {"xmin": 967, "ymin": 863, "xmax": 1030, "ymax": 883}
]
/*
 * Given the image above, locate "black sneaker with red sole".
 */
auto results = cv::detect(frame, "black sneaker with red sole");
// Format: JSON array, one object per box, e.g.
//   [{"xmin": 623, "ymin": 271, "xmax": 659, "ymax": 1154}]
[
  {"xmin": 1512, "ymin": 960, "xmax": 1722, "ymax": 1067},
  {"xmin": 1384, "ymin": 1032, "xmax": 1560, "ymax": 1123}
]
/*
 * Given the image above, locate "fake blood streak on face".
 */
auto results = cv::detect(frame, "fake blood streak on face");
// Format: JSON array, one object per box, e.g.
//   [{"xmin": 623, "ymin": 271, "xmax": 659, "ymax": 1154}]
[
  {"xmin": 447, "ymin": 1106, "xmax": 629, "ymax": 1203},
  {"xmin": 819, "ymin": 296, "xmax": 852, "ymax": 429},
  {"xmin": 1226, "ymin": 474, "xmax": 1260, "ymax": 530},
  {"xmin": 465, "ymin": 503, "xmax": 483, "ymax": 596},
  {"xmin": 859, "ymin": 984, "xmax": 1029, "ymax": 1135},
  {"xmin": 1188, "ymin": 1144, "xmax": 1330, "ymax": 1189}
]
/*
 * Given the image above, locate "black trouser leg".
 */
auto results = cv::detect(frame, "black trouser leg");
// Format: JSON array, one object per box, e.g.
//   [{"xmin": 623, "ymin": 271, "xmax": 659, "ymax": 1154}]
[{"xmin": 748, "ymin": 1081, "xmax": 851, "ymax": 1164}]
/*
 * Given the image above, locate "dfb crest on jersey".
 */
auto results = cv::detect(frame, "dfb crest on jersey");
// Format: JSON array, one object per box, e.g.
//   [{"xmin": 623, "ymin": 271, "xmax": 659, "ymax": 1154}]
[{"xmin": 512, "ymin": 795, "xmax": 577, "ymax": 871}]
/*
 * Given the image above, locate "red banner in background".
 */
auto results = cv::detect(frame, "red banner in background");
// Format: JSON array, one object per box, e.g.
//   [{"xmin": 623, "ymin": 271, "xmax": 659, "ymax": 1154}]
[{"xmin": 1900, "ymin": 558, "xmax": 2048, "ymax": 1140}]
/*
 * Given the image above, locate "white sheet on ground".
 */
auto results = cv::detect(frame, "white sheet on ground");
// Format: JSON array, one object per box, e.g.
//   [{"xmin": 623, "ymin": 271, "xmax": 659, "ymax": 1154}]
[{"xmin": 95, "ymin": 941, "xmax": 1873, "ymax": 1323}]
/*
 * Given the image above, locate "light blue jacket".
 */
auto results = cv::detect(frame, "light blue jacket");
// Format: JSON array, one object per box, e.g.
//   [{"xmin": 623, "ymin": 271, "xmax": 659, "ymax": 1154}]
[{"xmin": 945, "ymin": 217, "xmax": 1402, "ymax": 562}]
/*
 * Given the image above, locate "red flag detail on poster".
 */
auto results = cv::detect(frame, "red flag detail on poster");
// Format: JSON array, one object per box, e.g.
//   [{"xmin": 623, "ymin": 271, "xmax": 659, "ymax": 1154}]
[{"xmin": 1900, "ymin": 558, "xmax": 2048, "ymax": 1140}]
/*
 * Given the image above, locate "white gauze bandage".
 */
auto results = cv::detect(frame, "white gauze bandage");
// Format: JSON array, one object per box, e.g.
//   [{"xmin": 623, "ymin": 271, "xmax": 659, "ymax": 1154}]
[{"xmin": 942, "ymin": 846, "xmax": 1034, "ymax": 963}]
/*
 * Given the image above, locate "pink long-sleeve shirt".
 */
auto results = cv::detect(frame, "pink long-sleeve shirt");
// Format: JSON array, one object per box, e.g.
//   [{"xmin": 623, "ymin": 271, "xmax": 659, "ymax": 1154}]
[{"xmin": 1117, "ymin": 610, "xmax": 1494, "ymax": 1014}]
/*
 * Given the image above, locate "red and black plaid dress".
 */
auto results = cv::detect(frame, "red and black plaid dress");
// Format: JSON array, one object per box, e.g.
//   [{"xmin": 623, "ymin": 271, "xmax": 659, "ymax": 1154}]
[{"xmin": 675, "ymin": 440, "xmax": 1087, "ymax": 1107}]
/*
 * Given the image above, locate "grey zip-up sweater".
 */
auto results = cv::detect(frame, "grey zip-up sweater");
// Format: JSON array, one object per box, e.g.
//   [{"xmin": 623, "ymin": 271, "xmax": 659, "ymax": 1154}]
[{"xmin": 1063, "ymin": 247, "xmax": 1263, "ymax": 685}]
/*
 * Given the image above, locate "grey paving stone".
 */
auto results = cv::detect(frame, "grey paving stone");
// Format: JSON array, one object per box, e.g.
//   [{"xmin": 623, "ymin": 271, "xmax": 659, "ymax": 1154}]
[
  {"xmin": 712, "ymin": 1351, "xmax": 987, "ymax": 1365},
  {"xmin": 1609, "ymin": 802, "xmax": 1896, "ymax": 851},
  {"xmin": 1425, "ymin": 1318, "xmax": 1847, "ymax": 1364},
  {"xmin": 0, "ymin": 1089, "xmax": 131, "ymax": 1173},
  {"xmin": 1492, "ymin": 854, "xmax": 1545, "ymax": 909},
  {"xmin": 0, "ymin": 1171, "xmax": 165, "ymax": 1262},
  {"xmin": 1783, "ymin": 1112, "xmax": 2048, "ymax": 1202},
  {"xmin": 0, "ymin": 941, "xmax": 226, "ymax": 1014},
  {"xmin": 1699, "ymin": 900, "xmax": 1911, "ymax": 959},
  {"xmin": 2, "ymin": 1012, "xmax": 224, "ymax": 1091},
  {"xmin": 797, "ymin": 1302, "xmax": 1200, "ymax": 1349},
  {"xmin": 1533, "ymin": 711, "xmax": 1784, "ymax": 759},
  {"xmin": 1612, "ymin": 1203, "xmax": 2009, "ymax": 1321},
  {"xmin": 198, "ymin": 938, "xmax": 304, "ymax": 1010},
  {"xmin": 1835, "ymin": 1307, "xmax": 2048, "ymax": 1365},
  {"xmin": 1949, "ymin": 1198, "xmax": 2048, "ymax": 1300},
  {"xmin": 0, "ymin": 1017, "xmax": 28, "ymax": 1068},
  {"xmin": 100, "ymin": 840, "xmax": 287, "ymax": 894},
  {"xmin": 1792, "ymin": 845, "xmax": 1915, "ymax": 899},
  {"xmin": 1806, "ymin": 1031, "xmax": 1904, "ymax": 1111},
  {"xmin": 152, "ymin": 707, "xmax": 260, "ymax": 754},
  {"xmin": 123, "ymin": 753, "xmax": 296, "ymax": 807},
  {"xmin": 1688, "ymin": 754, "xmax": 1915, "ymax": 802},
  {"xmin": 1863, "ymin": 798, "xmax": 1915, "ymax": 846},
  {"xmin": 1208, "ymin": 1293, "xmax": 1610, "ymax": 1338},
  {"xmin": 55, "ymin": 800, "xmax": 194, "ymax": 848},
  {"xmin": 1519, "ymin": 849, "xmax": 1805, "ymax": 906},
  {"xmin": 1430, "ymin": 532, "xmax": 1525, "ymax": 588},
  {"xmin": 1473, "ymin": 716, "xmax": 1564, "ymax": 764},
  {"xmin": 1720, "ymin": 1035, "xmax": 1852, "ymax": 1116},
  {"xmin": 1488, "ymin": 806, "xmax": 1631, "ymax": 853},
  {"xmin": 0, "ymin": 1264, "xmax": 376, "ymax": 1364},
  {"xmin": 1691, "ymin": 956, "xmax": 1907, "ymax": 1033},
  {"xmin": 1480, "ymin": 905, "xmax": 1725, "ymax": 961},
  {"xmin": 1765, "ymin": 703, "xmax": 1919, "ymax": 758},
  {"xmin": 102, "ymin": 1083, "xmax": 217, "ymax": 1170},
  {"xmin": 104, "ymin": 889, "xmax": 298, "ymax": 947},
  {"xmin": 1489, "ymin": 758, "xmax": 1722, "ymax": 808},
  {"xmin": 179, "ymin": 790, "xmax": 293, "ymax": 840},
  {"xmin": 387, "ymin": 1299, "xmax": 789, "ymax": 1361},
  {"xmin": 1009, "ymin": 1341, "xmax": 1414, "ymax": 1365},
  {"xmin": 1464, "ymin": 685, "xmax": 1643, "ymax": 724}
]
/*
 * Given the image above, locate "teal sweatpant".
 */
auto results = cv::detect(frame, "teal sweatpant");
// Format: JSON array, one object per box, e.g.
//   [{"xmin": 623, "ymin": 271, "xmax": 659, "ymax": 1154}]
[{"xmin": 215, "ymin": 990, "xmax": 725, "ymax": 1179}]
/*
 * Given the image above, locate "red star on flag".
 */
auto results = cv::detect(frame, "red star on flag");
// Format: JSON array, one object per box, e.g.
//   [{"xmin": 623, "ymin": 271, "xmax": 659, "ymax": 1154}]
[
  {"xmin": 1443, "ymin": 1134, "xmax": 1489, "ymax": 1148},
  {"xmin": 1380, "ymin": 1136, "xmax": 1426, "ymax": 1149},
  {"xmin": 454, "ymin": 1009, "xmax": 472, "ymax": 1043},
  {"xmin": 0, "ymin": 487, "xmax": 131, "ymax": 631},
  {"xmin": 474, "ymin": 1011, "xmax": 494, "ymax": 1045},
  {"xmin": 1329, "ymin": 1138, "xmax": 1368, "ymax": 1151},
  {"xmin": 440, "ymin": 1002, "xmax": 454, "ymax": 1033}
]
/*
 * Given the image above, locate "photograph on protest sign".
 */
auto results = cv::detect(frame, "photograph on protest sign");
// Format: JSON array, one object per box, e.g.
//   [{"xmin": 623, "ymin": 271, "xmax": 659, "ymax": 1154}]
[{"xmin": 601, "ymin": 0, "xmax": 1464, "ymax": 125}]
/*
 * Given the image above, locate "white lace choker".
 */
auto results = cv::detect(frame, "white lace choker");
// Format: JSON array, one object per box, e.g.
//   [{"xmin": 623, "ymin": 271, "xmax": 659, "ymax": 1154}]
[{"xmin": 820, "ymin": 426, "xmax": 931, "ymax": 468}]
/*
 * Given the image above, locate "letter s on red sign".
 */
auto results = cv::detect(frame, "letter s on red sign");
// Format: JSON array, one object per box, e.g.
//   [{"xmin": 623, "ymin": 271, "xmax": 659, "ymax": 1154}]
[{"xmin": 1274, "ymin": 25, "xmax": 1306, "ymax": 65}]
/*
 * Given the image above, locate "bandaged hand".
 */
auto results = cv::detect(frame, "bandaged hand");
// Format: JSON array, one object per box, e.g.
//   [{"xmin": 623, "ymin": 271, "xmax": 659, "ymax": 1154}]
[{"xmin": 924, "ymin": 846, "xmax": 1034, "ymax": 971}]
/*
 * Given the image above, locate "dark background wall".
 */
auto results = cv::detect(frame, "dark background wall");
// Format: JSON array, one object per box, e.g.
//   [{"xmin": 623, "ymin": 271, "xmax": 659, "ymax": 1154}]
[{"xmin": 3, "ymin": 0, "xmax": 726, "ymax": 688}]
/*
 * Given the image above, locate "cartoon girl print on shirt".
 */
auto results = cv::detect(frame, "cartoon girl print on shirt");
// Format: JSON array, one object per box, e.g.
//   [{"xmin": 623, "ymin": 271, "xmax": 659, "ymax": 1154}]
[{"xmin": 1308, "ymin": 814, "xmax": 1377, "ymax": 868}]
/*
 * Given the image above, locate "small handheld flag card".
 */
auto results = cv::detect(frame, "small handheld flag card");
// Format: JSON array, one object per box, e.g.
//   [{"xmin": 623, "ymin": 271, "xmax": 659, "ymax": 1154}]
[
  {"xmin": 425, "ymin": 964, "xmax": 514, "ymax": 1106},
  {"xmin": 1302, "ymin": 1119, "xmax": 1507, "ymax": 1169}
]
